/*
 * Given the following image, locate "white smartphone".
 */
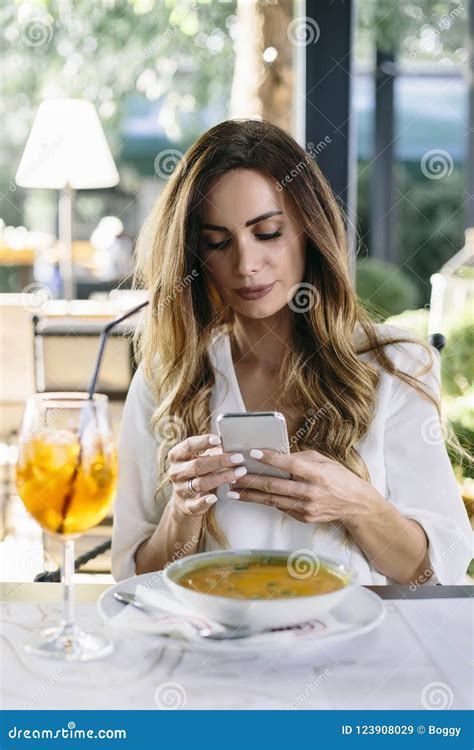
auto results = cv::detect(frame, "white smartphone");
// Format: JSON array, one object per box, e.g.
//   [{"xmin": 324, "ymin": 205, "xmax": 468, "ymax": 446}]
[{"xmin": 216, "ymin": 412, "xmax": 291, "ymax": 480}]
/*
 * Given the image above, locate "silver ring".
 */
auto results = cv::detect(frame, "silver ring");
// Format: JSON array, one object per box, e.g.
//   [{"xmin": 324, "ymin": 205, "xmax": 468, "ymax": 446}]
[{"xmin": 186, "ymin": 477, "xmax": 198, "ymax": 497}]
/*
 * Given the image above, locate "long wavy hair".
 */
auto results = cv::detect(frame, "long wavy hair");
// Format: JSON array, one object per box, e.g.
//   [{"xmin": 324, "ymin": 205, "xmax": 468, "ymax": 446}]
[{"xmin": 133, "ymin": 118, "xmax": 439, "ymax": 550}]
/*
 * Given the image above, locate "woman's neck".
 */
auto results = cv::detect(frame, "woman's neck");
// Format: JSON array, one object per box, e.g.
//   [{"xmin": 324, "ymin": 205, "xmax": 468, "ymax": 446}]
[{"xmin": 230, "ymin": 312, "xmax": 292, "ymax": 375}]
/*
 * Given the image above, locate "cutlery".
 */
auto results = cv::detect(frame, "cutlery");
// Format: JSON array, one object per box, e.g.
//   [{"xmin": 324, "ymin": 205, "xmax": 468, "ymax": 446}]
[{"xmin": 112, "ymin": 591, "xmax": 257, "ymax": 640}]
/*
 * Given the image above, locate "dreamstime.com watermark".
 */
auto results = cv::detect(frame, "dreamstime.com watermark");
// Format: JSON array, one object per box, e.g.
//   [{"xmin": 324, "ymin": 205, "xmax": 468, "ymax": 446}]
[
  {"xmin": 409, "ymin": 3, "xmax": 464, "ymax": 59},
  {"xmin": 154, "ymin": 414, "xmax": 188, "ymax": 444},
  {"xmin": 286, "ymin": 403, "xmax": 334, "ymax": 452},
  {"xmin": 153, "ymin": 148, "xmax": 186, "ymax": 180},
  {"xmin": 7, "ymin": 721, "xmax": 126, "ymax": 740},
  {"xmin": 154, "ymin": 681, "xmax": 187, "ymax": 709},
  {"xmin": 420, "ymin": 149, "xmax": 453, "ymax": 180},
  {"xmin": 12, "ymin": 135, "xmax": 64, "ymax": 191},
  {"xmin": 143, "ymin": 2, "xmax": 198, "ymax": 58},
  {"xmin": 287, "ymin": 548, "xmax": 321, "ymax": 579},
  {"xmin": 289, "ymin": 668, "xmax": 332, "ymax": 708},
  {"xmin": 154, "ymin": 268, "xmax": 199, "ymax": 313},
  {"xmin": 23, "ymin": 669, "xmax": 64, "ymax": 709},
  {"xmin": 21, "ymin": 282, "xmax": 54, "ymax": 314},
  {"xmin": 20, "ymin": 15, "xmax": 54, "ymax": 47},
  {"xmin": 287, "ymin": 282, "xmax": 320, "ymax": 313},
  {"xmin": 136, "ymin": 534, "xmax": 200, "ymax": 594},
  {"xmin": 421, "ymin": 681, "xmax": 454, "ymax": 710},
  {"xmin": 276, "ymin": 137, "xmax": 332, "ymax": 191},
  {"xmin": 409, "ymin": 534, "xmax": 466, "ymax": 590},
  {"xmin": 287, "ymin": 16, "xmax": 320, "ymax": 47}
]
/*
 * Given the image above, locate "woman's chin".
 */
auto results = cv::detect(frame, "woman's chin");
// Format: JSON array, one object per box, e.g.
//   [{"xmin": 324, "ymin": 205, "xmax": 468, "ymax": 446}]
[{"xmin": 232, "ymin": 302, "xmax": 287, "ymax": 320}]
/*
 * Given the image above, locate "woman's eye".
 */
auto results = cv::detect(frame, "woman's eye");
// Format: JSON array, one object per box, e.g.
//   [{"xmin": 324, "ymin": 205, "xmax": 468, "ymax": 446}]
[
  {"xmin": 203, "ymin": 230, "xmax": 281, "ymax": 249},
  {"xmin": 205, "ymin": 238, "xmax": 230, "ymax": 250},
  {"xmin": 256, "ymin": 231, "xmax": 281, "ymax": 241}
]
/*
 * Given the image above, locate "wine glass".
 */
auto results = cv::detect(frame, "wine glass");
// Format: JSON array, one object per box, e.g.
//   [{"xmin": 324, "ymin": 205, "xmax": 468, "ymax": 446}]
[{"xmin": 16, "ymin": 392, "xmax": 117, "ymax": 661}]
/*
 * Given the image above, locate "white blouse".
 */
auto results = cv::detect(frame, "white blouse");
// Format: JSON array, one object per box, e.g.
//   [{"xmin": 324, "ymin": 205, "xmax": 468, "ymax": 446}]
[{"xmin": 111, "ymin": 324, "xmax": 472, "ymax": 585}]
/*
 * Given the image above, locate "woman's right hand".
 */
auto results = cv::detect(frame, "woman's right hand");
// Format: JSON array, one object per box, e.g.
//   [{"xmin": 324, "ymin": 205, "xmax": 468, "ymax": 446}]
[{"xmin": 167, "ymin": 433, "xmax": 248, "ymax": 517}]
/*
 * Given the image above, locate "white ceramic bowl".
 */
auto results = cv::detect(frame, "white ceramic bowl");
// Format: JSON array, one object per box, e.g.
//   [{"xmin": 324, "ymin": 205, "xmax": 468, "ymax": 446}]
[{"xmin": 163, "ymin": 549, "xmax": 357, "ymax": 630}]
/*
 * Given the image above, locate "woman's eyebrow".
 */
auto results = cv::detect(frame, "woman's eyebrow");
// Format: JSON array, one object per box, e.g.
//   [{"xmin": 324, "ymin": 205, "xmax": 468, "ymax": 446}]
[
  {"xmin": 200, "ymin": 210, "xmax": 283, "ymax": 232},
  {"xmin": 246, "ymin": 210, "xmax": 283, "ymax": 227}
]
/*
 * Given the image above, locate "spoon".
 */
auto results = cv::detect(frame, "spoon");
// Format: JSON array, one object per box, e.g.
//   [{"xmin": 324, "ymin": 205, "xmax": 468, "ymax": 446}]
[{"xmin": 112, "ymin": 591, "xmax": 256, "ymax": 640}]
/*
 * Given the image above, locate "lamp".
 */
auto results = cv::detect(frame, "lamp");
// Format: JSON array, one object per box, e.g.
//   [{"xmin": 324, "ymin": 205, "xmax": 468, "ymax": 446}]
[{"xmin": 15, "ymin": 99, "xmax": 120, "ymax": 300}]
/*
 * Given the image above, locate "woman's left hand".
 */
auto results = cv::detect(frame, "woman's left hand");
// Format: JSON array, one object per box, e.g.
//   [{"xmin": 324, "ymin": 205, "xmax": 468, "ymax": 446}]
[{"xmin": 231, "ymin": 449, "xmax": 379, "ymax": 525}]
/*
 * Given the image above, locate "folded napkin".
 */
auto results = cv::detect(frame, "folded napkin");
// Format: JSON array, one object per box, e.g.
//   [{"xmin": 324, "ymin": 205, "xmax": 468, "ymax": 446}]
[
  {"xmin": 110, "ymin": 596, "xmax": 209, "ymax": 641},
  {"xmin": 135, "ymin": 583, "xmax": 229, "ymax": 637},
  {"xmin": 110, "ymin": 584, "xmax": 296, "ymax": 646}
]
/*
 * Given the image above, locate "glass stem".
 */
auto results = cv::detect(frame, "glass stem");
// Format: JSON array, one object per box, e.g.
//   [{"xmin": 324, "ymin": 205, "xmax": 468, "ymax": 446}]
[{"xmin": 62, "ymin": 538, "xmax": 76, "ymax": 635}]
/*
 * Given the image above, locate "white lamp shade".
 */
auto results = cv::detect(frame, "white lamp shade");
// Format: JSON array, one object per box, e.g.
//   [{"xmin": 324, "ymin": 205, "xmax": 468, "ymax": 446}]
[{"xmin": 15, "ymin": 99, "xmax": 120, "ymax": 190}]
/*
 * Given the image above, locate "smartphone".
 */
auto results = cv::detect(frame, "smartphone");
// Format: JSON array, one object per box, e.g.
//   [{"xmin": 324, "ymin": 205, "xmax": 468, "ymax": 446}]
[{"xmin": 216, "ymin": 412, "xmax": 291, "ymax": 480}]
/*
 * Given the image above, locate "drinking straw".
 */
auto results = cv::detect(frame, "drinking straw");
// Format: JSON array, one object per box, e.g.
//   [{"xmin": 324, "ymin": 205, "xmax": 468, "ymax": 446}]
[
  {"xmin": 87, "ymin": 299, "xmax": 149, "ymax": 400},
  {"xmin": 57, "ymin": 299, "xmax": 149, "ymax": 533}
]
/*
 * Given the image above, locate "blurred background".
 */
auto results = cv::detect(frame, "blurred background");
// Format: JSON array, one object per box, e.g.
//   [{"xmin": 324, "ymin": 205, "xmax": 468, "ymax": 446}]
[{"xmin": 0, "ymin": 0, "xmax": 472, "ymax": 584}]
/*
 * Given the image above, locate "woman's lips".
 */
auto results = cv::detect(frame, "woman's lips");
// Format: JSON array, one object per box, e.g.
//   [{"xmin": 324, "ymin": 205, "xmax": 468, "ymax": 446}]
[{"xmin": 234, "ymin": 282, "xmax": 276, "ymax": 300}]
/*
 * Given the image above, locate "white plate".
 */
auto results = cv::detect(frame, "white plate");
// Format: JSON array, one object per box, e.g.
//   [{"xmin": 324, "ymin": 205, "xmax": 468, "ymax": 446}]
[{"xmin": 97, "ymin": 571, "xmax": 386, "ymax": 656}]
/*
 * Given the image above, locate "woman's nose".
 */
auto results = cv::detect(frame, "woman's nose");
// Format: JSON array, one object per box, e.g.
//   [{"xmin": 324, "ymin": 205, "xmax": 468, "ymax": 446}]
[{"xmin": 233, "ymin": 238, "xmax": 262, "ymax": 276}]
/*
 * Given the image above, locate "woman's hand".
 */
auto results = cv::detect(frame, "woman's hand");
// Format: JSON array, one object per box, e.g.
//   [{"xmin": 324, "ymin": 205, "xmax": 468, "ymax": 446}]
[
  {"xmin": 167, "ymin": 433, "xmax": 248, "ymax": 517},
  {"xmin": 230, "ymin": 448, "xmax": 378, "ymax": 525}
]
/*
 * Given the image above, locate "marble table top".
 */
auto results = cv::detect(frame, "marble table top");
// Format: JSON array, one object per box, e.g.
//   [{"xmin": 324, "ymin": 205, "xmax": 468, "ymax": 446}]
[{"xmin": 1, "ymin": 584, "xmax": 472, "ymax": 711}]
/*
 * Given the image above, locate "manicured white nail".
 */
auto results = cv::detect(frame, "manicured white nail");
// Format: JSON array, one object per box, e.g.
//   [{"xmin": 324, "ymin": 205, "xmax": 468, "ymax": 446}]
[
  {"xmin": 250, "ymin": 449, "xmax": 263, "ymax": 459},
  {"xmin": 234, "ymin": 466, "xmax": 247, "ymax": 477},
  {"xmin": 209, "ymin": 435, "xmax": 221, "ymax": 445},
  {"xmin": 227, "ymin": 491, "xmax": 240, "ymax": 499},
  {"xmin": 205, "ymin": 494, "xmax": 218, "ymax": 504},
  {"xmin": 230, "ymin": 452, "xmax": 244, "ymax": 464}
]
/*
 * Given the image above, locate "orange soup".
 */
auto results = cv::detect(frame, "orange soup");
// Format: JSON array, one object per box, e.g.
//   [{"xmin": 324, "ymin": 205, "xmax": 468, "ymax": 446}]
[{"xmin": 175, "ymin": 556, "xmax": 347, "ymax": 599}]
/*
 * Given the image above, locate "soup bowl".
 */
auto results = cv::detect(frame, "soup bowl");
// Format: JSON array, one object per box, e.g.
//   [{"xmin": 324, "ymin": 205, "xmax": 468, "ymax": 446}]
[{"xmin": 163, "ymin": 549, "xmax": 357, "ymax": 630}]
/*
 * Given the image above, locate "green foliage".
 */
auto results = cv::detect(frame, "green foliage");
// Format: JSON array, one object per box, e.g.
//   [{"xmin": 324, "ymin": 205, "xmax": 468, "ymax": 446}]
[
  {"xmin": 358, "ymin": 0, "xmax": 467, "ymax": 58},
  {"xmin": 0, "ymin": 0, "xmax": 237, "ymax": 223},
  {"xmin": 387, "ymin": 307, "xmax": 474, "ymax": 480},
  {"xmin": 356, "ymin": 258, "xmax": 421, "ymax": 320},
  {"xmin": 441, "ymin": 317, "xmax": 474, "ymax": 398},
  {"xmin": 445, "ymin": 393, "xmax": 473, "ymax": 449},
  {"xmin": 356, "ymin": 161, "xmax": 466, "ymax": 308},
  {"xmin": 387, "ymin": 305, "xmax": 474, "ymax": 397},
  {"xmin": 396, "ymin": 164, "xmax": 466, "ymax": 306},
  {"xmin": 384, "ymin": 307, "xmax": 429, "ymax": 338}
]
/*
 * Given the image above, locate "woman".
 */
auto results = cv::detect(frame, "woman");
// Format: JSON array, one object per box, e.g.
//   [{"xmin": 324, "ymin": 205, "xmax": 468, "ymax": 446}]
[{"xmin": 111, "ymin": 119, "xmax": 471, "ymax": 586}]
